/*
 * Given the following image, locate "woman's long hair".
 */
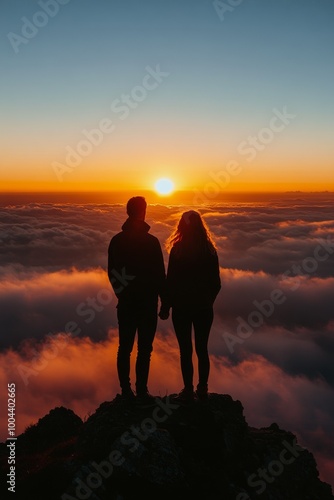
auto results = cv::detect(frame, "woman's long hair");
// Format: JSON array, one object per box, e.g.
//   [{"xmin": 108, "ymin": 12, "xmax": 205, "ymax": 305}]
[{"xmin": 166, "ymin": 210, "xmax": 217, "ymax": 257}]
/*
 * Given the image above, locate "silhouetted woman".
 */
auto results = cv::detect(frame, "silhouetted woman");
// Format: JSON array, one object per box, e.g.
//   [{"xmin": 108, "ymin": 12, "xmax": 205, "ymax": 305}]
[{"xmin": 159, "ymin": 211, "xmax": 221, "ymax": 401}]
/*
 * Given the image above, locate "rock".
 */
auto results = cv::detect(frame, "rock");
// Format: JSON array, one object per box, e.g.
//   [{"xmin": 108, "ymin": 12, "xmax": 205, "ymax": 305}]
[
  {"xmin": 0, "ymin": 394, "xmax": 332, "ymax": 500},
  {"xmin": 18, "ymin": 406, "xmax": 83, "ymax": 452}
]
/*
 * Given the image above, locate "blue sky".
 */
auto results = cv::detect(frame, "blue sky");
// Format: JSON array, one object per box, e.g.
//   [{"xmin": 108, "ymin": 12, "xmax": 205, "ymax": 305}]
[{"xmin": 1, "ymin": 0, "xmax": 334, "ymax": 191}]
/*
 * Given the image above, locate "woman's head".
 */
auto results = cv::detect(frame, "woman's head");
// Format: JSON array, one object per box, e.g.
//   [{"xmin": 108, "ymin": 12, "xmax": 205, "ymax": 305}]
[
  {"xmin": 178, "ymin": 210, "xmax": 206, "ymax": 235},
  {"xmin": 166, "ymin": 210, "xmax": 217, "ymax": 255}
]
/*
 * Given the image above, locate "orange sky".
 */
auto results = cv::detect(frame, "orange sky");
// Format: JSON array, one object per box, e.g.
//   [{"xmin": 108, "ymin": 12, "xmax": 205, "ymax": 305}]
[{"xmin": 2, "ymin": 140, "xmax": 333, "ymax": 194}]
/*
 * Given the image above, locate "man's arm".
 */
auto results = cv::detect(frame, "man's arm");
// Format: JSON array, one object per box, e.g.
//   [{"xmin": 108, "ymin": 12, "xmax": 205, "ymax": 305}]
[
  {"xmin": 154, "ymin": 238, "xmax": 167, "ymax": 301},
  {"xmin": 108, "ymin": 238, "xmax": 123, "ymax": 297},
  {"xmin": 158, "ymin": 246, "xmax": 176, "ymax": 319},
  {"xmin": 107, "ymin": 239, "xmax": 115, "ymax": 286}
]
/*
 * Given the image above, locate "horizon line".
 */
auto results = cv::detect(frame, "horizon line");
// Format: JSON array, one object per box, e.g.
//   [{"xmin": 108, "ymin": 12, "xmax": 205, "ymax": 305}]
[{"xmin": 1, "ymin": 189, "xmax": 333, "ymax": 194}]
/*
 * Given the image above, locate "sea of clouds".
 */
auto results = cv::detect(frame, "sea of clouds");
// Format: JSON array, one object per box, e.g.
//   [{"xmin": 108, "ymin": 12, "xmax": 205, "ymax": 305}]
[{"xmin": 0, "ymin": 193, "xmax": 333, "ymax": 486}]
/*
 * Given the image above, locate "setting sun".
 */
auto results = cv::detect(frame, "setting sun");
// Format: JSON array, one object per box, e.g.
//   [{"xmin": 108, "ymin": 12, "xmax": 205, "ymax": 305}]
[{"xmin": 154, "ymin": 178, "xmax": 175, "ymax": 195}]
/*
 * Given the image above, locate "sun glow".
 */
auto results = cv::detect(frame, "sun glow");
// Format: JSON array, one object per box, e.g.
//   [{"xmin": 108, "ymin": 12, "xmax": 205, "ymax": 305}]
[{"xmin": 154, "ymin": 178, "xmax": 175, "ymax": 195}]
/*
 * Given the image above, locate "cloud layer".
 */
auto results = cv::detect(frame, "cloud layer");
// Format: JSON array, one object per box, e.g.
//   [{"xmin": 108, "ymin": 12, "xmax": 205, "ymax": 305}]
[{"xmin": 0, "ymin": 193, "xmax": 333, "ymax": 487}]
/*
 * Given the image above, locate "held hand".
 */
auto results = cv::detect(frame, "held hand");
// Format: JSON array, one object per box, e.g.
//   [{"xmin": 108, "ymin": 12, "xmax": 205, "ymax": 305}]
[{"xmin": 159, "ymin": 308, "xmax": 170, "ymax": 320}]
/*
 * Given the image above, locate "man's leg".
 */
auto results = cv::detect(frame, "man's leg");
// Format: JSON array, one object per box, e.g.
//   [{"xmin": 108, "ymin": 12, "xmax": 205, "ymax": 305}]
[
  {"xmin": 172, "ymin": 307, "xmax": 193, "ymax": 390},
  {"xmin": 136, "ymin": 303, "xmax": 158, "ymax": 395},
  {"xmin": 117, "ymin": 303, "xmax": 137, "ymax": 393}
]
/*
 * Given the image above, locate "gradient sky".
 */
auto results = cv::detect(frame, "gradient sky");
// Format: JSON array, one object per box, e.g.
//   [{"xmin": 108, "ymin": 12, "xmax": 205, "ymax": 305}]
[{"xmin": 1, "ymin": 0, "xmax": 334, "ymax": 192}]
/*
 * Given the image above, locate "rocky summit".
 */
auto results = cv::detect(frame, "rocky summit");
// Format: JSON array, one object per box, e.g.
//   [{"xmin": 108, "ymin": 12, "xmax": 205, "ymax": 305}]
[{"xmin": 0, "ymin": 393, "xmax": 333, "ymax": 500}]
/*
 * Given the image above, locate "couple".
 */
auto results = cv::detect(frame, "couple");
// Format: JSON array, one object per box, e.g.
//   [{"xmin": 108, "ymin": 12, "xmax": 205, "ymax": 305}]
[{"xmin": 108, "ymin": 196, "xmax": 221, "ymax": 403}]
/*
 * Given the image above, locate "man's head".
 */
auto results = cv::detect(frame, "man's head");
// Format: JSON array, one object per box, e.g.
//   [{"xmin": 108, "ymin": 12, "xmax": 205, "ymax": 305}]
[{"xmin": 126, "ymin": 196, "xmax": 147, "ymax": 220}]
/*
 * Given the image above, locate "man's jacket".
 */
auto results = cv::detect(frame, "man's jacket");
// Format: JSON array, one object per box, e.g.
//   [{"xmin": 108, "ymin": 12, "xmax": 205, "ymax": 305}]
[{"xmin": 108, "ymin": 218, "xmax": 166, "ymax": 306}]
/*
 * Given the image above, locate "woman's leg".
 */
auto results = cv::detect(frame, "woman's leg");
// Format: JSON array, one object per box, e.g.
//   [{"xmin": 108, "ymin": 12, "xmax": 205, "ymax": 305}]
[
  {"xmin": 172, "ymin": 307, "xmax": 193, "ymax": 389},
  {"xmin": 193, "ymin": 306, "xmax": 214, "ymax": 389}
]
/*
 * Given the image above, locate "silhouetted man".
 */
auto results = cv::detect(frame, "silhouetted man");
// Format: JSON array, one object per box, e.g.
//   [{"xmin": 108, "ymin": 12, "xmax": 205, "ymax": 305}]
[{"xmin": 108, "ymin": 196, "xmax": 166, "ymax": 402}]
